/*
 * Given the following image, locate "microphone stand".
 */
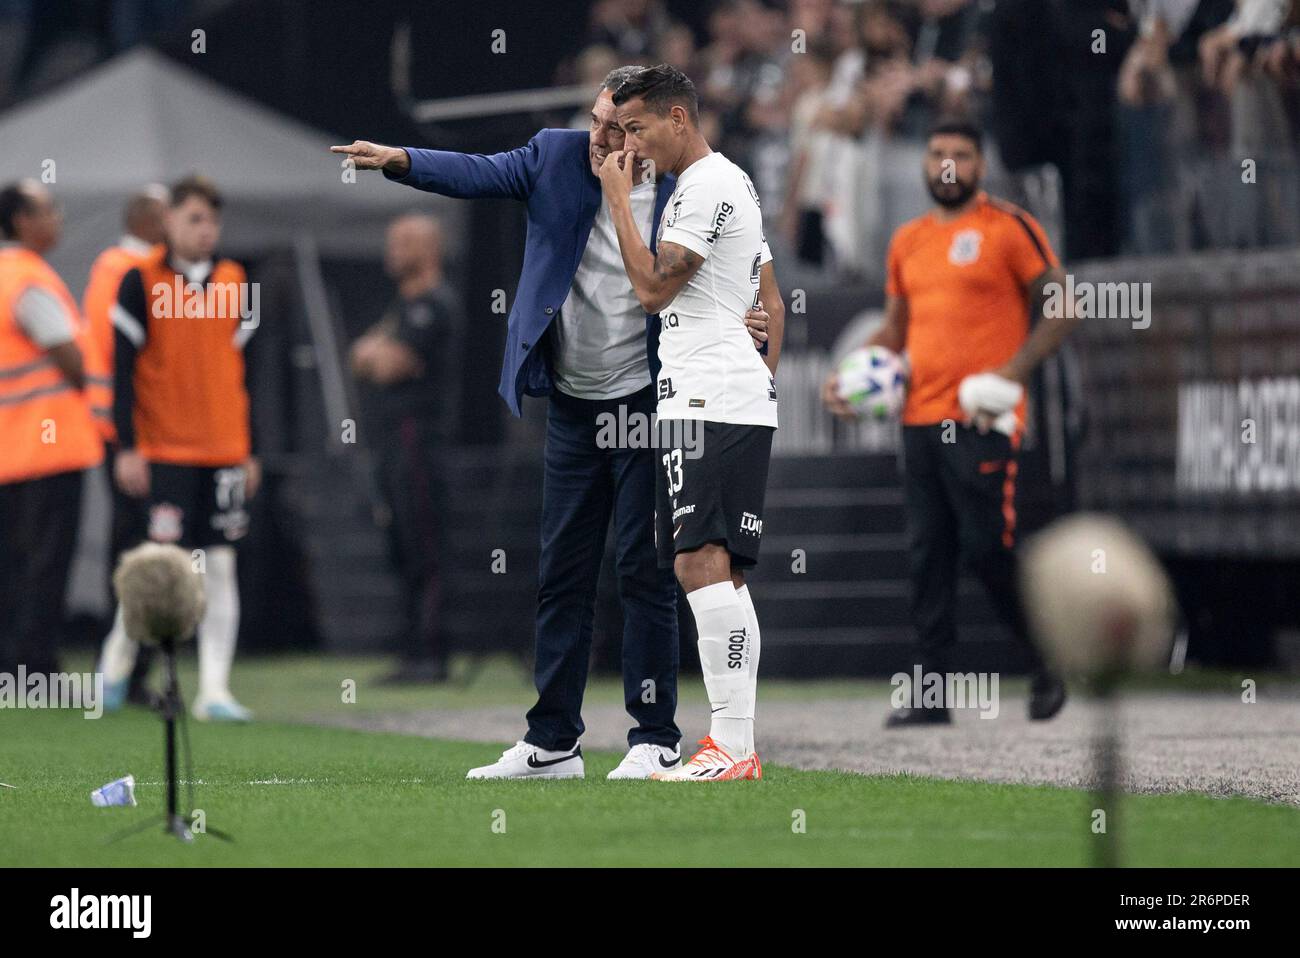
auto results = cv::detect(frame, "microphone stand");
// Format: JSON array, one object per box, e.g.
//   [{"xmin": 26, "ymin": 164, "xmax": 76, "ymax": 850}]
[{"xmin": 107, "ymin": 633, "xmax": 233, "ymax": 845}]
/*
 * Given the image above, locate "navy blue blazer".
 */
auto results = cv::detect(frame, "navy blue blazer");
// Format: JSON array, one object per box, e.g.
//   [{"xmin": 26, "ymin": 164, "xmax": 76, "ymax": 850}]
[{"xmin": 387, "ymin": 128, "xmax": 675, "ymax": 416}]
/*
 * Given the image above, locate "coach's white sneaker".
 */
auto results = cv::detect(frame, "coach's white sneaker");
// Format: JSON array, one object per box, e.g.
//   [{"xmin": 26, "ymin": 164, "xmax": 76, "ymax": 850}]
[
  {"xmin": 607, "ymin": 743, "xmax": 681, "ymax": 780},
  {"xmin": 465, "ymin": 741, "xmax": 584, "ymax": 780}
]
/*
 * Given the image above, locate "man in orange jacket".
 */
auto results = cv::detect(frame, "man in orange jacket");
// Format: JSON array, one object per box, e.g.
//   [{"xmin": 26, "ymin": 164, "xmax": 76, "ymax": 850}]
[{"xmin": 0, "ymin": 180, "xmax": 104, "ymax": 675}]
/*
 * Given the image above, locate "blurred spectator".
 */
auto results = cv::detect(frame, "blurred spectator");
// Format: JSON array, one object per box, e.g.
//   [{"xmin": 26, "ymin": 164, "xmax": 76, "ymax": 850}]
[
  {"xmin": 781, "ymin": 38, "xmax": 838, "ymax": 264},
  {"xmin": 349, "ymin": 214, "xmax": 461, "ymax": 684},
  {"xmin": 587, "ymin": 0, "xmax": 676, "ymax": 58},
  {"xmin": 568, "ymin": 44, "xmax": 623, "ymax": 128},
  {"xmin": 656, "ymin": 22, "xmax": 700, "ymax": 73}
]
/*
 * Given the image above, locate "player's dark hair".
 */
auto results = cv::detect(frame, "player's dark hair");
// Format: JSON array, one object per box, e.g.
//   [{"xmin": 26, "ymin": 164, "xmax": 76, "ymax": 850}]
[
  {"xmin": 0, "ymin": 182, "xmax": 35, "ymax": 240},
  {"xmin": 170, "ymin": 174, "xmax": 224, "ymax": 211},
  {"xmin": 612, "ymin": 63, "xmax": 699, "ymax": 125},
  {"xmin": 927, "ymin": 117, "xmax": 983, "ymax": 153}
]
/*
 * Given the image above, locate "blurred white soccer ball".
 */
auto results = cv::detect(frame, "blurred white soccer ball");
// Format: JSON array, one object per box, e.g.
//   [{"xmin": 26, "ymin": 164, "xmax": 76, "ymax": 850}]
[
  {"xmin": 836, "ymin": 346, "xmax": 908, "ymax": 419},
  {"xmin": 1020, "ymin": 514, "xmax": 1177, "ymax": 676}
]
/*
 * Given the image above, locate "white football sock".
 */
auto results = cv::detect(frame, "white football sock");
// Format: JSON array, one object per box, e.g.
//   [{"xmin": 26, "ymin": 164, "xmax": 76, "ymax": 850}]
[
  {"xmin": 735, "ymin": 583, "xmax": 761, "ymax": 754},
  {"xmin": 686, "ymin": 581, "xmax": 752, "ymax": 758},
  {"xmin": 98, "ymin": 606, "xmax": 138, "ymax": 686},
  {"xmin": 198, "ymin": 546, "xmax": 240, "ymax": 704}
]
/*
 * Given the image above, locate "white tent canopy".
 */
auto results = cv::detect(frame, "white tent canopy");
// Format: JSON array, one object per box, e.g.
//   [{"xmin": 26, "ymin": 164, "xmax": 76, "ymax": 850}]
[{"xmin": 0, "ymin": 48, "xmax": 455, "ymax": 292}]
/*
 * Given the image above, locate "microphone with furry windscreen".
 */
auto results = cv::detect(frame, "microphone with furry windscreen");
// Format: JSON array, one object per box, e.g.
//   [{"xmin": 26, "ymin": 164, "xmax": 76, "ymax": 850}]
[
  {"xmin": 1019, "ymin": 514, "xmax": 1178, "ymax": 868},
  {"xmin": 108, "ymin": 543, "xmax": 229, "ymax": 844},
  {"xmin": 112, "ymin": 542, "xmax": 206, "ymax": 647}
]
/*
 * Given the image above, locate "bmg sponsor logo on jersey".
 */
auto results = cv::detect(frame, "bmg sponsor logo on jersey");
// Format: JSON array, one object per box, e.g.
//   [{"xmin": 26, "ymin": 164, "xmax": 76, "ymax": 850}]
[{"xmin": 707, "ymin": 202, "xmax": 734, "ymax": 245}]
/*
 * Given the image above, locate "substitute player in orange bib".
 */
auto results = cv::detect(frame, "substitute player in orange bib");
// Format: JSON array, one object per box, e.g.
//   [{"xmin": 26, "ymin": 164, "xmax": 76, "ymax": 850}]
[
  {"xmin": 823, "ymin": 118, "xmax": 1080, "ymax": 726},
  {"xmin": 96, "ymin": 176, "xmax": 260, "ymax": 721}
]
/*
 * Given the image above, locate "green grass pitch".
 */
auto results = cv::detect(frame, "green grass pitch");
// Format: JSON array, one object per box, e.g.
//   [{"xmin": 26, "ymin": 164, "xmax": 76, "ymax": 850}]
[{"xmin": 3, "ymin": 702, "xmax": 1298, "ymax": 867}]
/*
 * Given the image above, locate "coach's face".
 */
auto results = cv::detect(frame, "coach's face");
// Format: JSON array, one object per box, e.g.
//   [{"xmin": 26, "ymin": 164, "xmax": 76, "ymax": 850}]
[
  {"xmin": 615, "ymin": 97, "xmax": 679, "ymax": 180},
  {"xmin": 924, "ymin": 133, "xmax": 984, "ymax": 209},
  {"xmin": 589, "ymin": 90, "xmax": 627, "ymax": 178}
]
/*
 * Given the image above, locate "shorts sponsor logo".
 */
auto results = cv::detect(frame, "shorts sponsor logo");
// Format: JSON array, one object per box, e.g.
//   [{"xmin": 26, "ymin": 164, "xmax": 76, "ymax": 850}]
[
  {"xmin": 740, "ymin": 511, "xmax": 763, "ymax": 536},
  {"xmin": 672, "ymin": 503, "xmax": 696, "ymax": 521}
]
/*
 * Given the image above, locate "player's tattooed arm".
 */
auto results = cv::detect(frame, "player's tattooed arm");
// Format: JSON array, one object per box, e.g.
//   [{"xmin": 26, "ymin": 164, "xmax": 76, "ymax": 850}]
[
  {"xmin": 643, "ymin": 243, "xmax": 703, "ymax": 312},
  {"xmin": 599, "ymin": 151, "xmax": 705, "ymax": 313}
]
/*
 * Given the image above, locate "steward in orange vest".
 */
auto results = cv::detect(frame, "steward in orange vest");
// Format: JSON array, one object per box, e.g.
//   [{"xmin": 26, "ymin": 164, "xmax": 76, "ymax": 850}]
[{"xmin": 0, "ymin": 180, "xmax": 102, "ymax": 675}]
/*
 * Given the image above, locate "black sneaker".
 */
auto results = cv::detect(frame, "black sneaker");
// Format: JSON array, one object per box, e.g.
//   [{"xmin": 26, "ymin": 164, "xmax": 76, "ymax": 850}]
[
  {"xmin": 1028, "ymin": 673, "xmax": 1067, "ymax": 721},
  {"xmin": 884, "ymin": 706, "xmax": 953, "ymax": 729}
]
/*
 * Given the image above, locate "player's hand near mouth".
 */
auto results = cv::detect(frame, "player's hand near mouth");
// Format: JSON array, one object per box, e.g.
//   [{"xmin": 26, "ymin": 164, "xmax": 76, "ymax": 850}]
[{"xmin": 600, "ymin": 148, "xmax": 773, "ymax": 353}]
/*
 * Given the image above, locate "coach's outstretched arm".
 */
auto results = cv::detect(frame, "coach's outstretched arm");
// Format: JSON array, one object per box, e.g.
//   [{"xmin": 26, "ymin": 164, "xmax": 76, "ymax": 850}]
[{"xmin": 330, "ymin": 133, "xmax": 548, "ymax": 201}]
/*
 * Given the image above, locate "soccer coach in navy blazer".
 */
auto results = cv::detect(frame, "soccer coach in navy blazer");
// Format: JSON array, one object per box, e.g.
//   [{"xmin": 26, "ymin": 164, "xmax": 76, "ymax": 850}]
[{"xmin": 332, "ymin": 67, "xmax": 773, "ymax": 780}]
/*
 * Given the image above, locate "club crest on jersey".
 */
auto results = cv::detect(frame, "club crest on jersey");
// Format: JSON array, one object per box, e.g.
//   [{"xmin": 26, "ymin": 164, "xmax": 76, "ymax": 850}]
[
  {"xmin": 148, "ymin": 503, "xmax": 184, "ymax": 543},
  {"xmin": 664, "ymin": 197, "xmax": 682, "ymax": 229},
  {"xmin": 948, "ymin": 229, "xmax": 983, "ymax": 266}
]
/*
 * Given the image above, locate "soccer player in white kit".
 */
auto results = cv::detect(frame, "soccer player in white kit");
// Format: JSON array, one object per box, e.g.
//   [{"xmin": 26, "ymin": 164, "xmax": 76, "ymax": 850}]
[{"xmin": 597, "ymin": 64, "xmax": 785, "ymax": 781}]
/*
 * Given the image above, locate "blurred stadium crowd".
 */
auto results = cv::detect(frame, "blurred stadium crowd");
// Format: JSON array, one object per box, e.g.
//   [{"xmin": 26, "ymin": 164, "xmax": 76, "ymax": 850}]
[
  {"xmin": 556, "ymin": 0, "xmax": 1300, "ymax": 272},
  {"xmin": 3, "ymin": 0, "xmax": 1297, "ymax": 274}
]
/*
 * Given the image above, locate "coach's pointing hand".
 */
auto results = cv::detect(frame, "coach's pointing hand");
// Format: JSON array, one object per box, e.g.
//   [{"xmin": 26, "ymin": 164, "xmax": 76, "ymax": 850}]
[{"xmin": 329, "ymin": 141, "xmax": 411, "ymax": 177}]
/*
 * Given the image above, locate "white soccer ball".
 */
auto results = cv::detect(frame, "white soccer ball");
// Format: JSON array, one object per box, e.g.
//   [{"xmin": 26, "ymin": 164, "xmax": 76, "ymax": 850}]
[
  {"xmin": 1019, "ymin": 514, "xmax": 1177, "ymax": 676},
  {"xmin": 835, "ymin": 346, "xmax": 908, "ymax": 419}
]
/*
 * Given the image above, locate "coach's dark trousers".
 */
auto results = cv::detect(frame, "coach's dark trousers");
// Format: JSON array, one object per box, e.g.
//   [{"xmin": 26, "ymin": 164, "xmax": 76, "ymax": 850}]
[
  {"xmin": 0, "ymin": 469, "xmax": 84, "ymax": 675},
  {"xmin": 901, "ymin": 423, "xmax": 1045, "ymax": 678},
  {"xmin": 525, "ymin": 383, "xmax": 680, "ymax": 752}
]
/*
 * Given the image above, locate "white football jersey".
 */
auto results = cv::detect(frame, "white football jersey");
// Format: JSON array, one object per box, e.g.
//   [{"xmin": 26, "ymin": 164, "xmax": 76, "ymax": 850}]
[{"xmin": 655, "ymin": 151, "xmax": 777, "ymax": 428}]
